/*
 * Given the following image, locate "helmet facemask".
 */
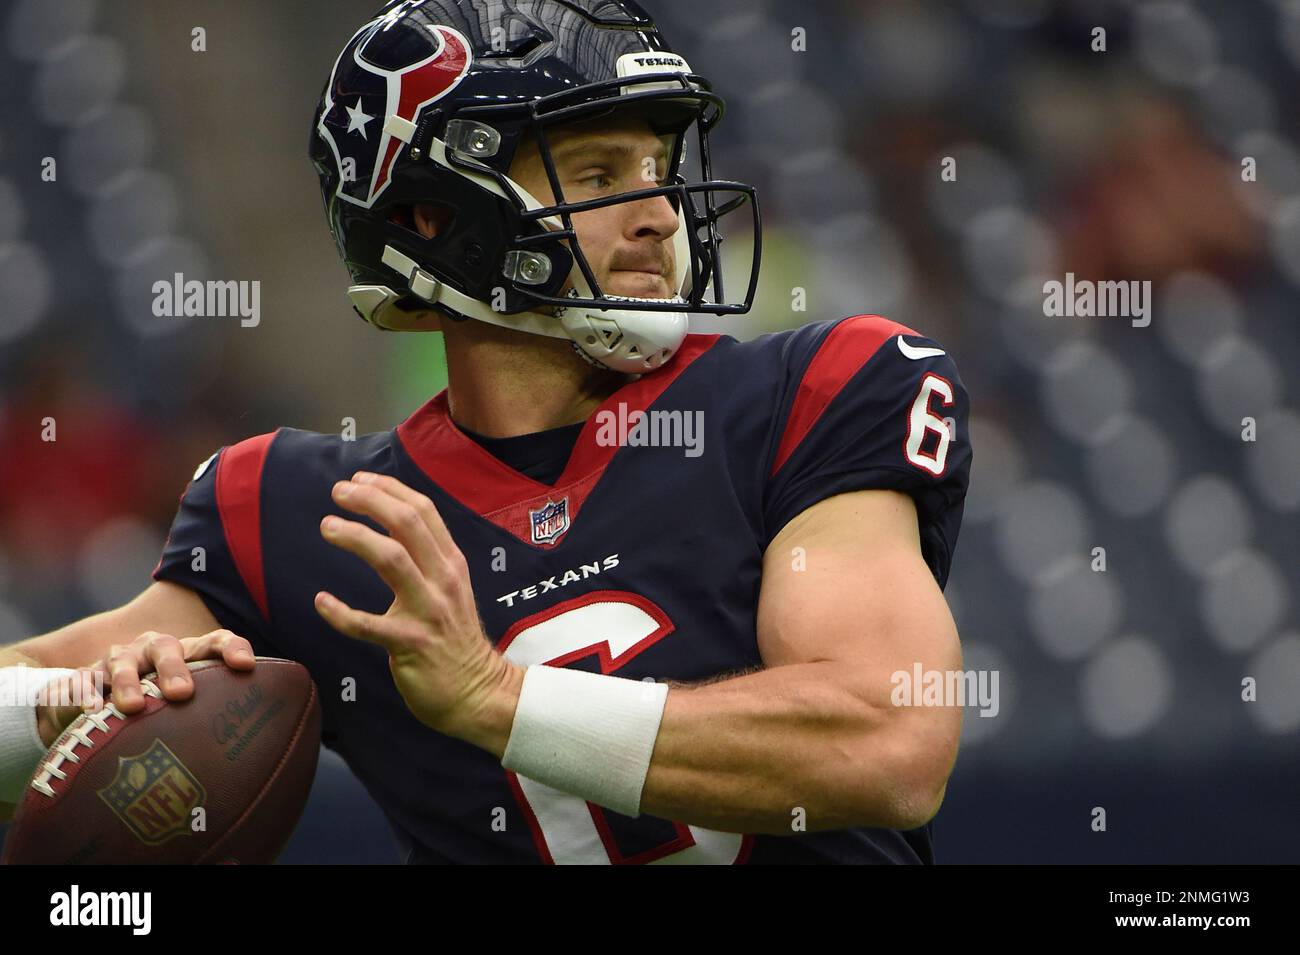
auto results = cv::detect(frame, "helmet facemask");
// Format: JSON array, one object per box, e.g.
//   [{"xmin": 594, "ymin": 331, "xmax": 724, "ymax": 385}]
[{"xmin": 368, "ymin": 74, "xmax": 757, "ymax": 372}]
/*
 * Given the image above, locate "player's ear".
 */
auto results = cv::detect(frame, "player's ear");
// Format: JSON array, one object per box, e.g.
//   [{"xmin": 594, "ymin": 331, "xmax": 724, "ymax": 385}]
[{"xmin": 410, "ymin": 202, "xmax": 455, "ymax": 240}]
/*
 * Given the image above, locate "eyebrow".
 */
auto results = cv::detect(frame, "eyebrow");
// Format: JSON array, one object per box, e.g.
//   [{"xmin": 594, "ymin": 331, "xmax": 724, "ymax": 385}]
[{"xmin": 549, "ymin": 139, "xmax": 668, "ymax": 164}]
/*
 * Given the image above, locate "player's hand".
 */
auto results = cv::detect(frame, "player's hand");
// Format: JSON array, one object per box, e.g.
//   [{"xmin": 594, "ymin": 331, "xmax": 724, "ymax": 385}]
[
  {"xmin": 33, "ymin": 668, "xmax": 105, "ymax": 749},
  {"xmin": 35, "ymin": 630, "xmax": 257, "ymax": 747},
  {"xmin": 314, "ymin": 471, "xmax": 521, "ymax": 748}
]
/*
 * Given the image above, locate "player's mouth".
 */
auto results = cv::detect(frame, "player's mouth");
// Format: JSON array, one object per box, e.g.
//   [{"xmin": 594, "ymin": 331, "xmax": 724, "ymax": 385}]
[{"xmin": 609, "ymin": 268, "xmax": 671, "ymax": 294}]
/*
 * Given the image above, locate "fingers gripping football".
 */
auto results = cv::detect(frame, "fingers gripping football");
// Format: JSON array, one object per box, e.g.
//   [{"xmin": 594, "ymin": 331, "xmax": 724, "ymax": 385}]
[
  {"xmin": 33, "ymin": 668, "xmax": 104, "ymax": 749},
  {"xmin": 34, "ymin": 629, "xmax": 257, "ymax": 747},
  {"xmin": 94, "ymin": 629, "xmax": 256, "ymax": 715}
]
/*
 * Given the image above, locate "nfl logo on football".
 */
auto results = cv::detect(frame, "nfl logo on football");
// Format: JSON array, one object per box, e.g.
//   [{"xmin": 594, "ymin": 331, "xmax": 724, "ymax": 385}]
[{"xmin": 530, "ymin": 499, "xmax": 570, "ymax": 546}]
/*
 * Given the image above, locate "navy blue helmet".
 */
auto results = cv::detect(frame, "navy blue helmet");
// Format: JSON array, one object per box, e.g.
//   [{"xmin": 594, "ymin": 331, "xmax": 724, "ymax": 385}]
[{"xmin": 309, "ymin": 0, "xmax": 762, "ymax": 373}]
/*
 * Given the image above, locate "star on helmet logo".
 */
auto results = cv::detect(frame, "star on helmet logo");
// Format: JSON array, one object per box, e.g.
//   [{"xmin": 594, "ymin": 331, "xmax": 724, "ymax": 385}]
[
  {"xmin": 316, "ymin": 24, "xmax": 472, "ymax": 208},
  {"xmin": 345, "ymin": 98, "xmax": 374, "ymax": 139}
]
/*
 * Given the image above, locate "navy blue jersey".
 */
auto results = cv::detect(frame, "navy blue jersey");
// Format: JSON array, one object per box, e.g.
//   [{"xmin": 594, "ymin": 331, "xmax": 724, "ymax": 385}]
[{"xmin": 153, "ymin": 314, "xmax": 972, "ymax": 864}]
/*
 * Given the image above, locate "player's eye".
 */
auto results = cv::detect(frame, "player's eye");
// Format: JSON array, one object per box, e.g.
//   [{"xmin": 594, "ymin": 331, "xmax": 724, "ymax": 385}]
[{"xmin": 575, "ymin": 169, "xmax": 614, "ymax": 190}]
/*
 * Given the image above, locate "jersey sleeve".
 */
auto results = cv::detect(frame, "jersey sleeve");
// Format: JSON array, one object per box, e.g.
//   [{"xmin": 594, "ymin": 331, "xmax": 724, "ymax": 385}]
[
  {"xmin": 762, "ymin": 315, "xmax": 973, "ymax": 587},
  {"xmin": 152, "ymin": 432, "xmax": 280, "ymax": 655}
]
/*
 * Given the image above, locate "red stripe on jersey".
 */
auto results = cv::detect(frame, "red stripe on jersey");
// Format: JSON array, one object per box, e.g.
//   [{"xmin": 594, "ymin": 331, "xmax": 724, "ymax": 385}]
[
  {"xmin": 770, "ymin": 315, "xmax": 918, "ymax": 477},
  {"xmin": 215, "ymin": 432, "xmax": 277, "ymax": 621}
]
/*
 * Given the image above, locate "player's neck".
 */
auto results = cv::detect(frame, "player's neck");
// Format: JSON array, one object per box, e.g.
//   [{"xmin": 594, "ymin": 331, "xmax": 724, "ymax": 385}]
[{"xmin": 441, "ymin": 321, "xmax": 631, "ymax": 438}]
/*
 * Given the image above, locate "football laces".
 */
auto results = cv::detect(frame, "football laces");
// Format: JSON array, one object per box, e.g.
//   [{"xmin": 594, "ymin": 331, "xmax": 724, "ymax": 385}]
[{"xmin": 29, "ymin": 680, "xmax": 164, "ymax": 798}]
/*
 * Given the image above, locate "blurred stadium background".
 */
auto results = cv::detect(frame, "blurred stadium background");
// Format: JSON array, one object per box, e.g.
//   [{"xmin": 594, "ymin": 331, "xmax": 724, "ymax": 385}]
[{"xmin": 1, "ymin": 0, "xmax": 1297, "ymax": 862}]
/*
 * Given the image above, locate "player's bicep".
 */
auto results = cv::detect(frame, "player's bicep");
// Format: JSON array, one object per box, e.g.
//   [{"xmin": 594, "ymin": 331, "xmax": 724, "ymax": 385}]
[
  {"xmin": 757, "ymin": 488, "xmax": 961, "ymax": 675},
  {"xmin": 757, "ymin": 488, "xmax": 964, "ymax": 819}
]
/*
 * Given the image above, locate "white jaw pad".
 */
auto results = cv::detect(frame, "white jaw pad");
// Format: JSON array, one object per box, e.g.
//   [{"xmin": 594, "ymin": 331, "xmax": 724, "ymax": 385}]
[{"xmin": 558, "ymin": 299, "xmax": 688, "ymax": 373}]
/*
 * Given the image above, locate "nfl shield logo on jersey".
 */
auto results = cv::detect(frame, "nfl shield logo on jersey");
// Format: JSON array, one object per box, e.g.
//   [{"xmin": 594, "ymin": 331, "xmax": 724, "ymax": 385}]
[{"xmin": 530, "ymin": 498, "xmax": 570, "ymax": 545}]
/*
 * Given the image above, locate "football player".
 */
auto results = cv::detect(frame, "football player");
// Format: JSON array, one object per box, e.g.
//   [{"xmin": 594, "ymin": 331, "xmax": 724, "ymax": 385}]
[{"xmin": 0, "ymin": 0, "xmax": 971, "ymax": 864}]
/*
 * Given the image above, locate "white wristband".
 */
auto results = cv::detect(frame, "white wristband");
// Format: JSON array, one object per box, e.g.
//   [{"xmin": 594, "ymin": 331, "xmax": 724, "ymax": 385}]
[
  {"xmin": 501, "ymin": 665, "xmax": 669, "ymax": 818},
  {"xmin": 0, "ymin": 666, "xmax": 77, "ymax": 803}
]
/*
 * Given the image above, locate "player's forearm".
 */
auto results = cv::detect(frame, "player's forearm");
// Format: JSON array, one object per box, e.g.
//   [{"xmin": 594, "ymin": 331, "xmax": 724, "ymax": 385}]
[
  {"xmin": 0, "ymin": 648, "xmax": 43, "ymax": 669},
  {"xmin": 461, "ymin": 658, "xmax": 954, "ymax": 836},
  {"xmin": 4, "ymin": 607, "xmax": 137, "ymax": 671},
  {"xmin": 638, "ymin": 661, "xmax": 948, "ymax": 835},
  {"xmin": 2, "ymin": 582, "xmax": 221, "ymax": 676},
  {"xmin": 457, "ymin": 657, "xmax": 956, "ymax": 836}
]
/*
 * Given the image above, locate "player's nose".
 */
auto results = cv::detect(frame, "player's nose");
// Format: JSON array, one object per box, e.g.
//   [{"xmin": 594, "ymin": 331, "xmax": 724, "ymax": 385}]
[{"xmin": 626, "ymin": 191, "xmax": 680, "ymax": 243}]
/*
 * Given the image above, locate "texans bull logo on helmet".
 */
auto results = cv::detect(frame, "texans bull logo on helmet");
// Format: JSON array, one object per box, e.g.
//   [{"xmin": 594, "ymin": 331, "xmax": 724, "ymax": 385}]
[{"xmin": 316, "ymin": 20, "xmax": 472, "ymax": 208}]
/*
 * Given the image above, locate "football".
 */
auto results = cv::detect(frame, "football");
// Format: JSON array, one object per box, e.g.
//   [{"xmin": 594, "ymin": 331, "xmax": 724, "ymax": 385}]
[{"xmin": 0, "ymin": 658, "xmax": 321, "ymax": 864}]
